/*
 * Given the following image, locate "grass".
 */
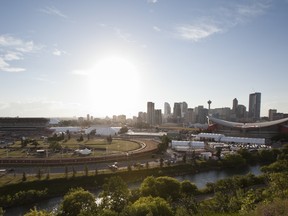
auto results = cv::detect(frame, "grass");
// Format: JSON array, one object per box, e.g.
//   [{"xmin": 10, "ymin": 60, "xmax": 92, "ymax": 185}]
[{"xmin": 0, "ymin": 138, "xmax": 141, "ymax": 158}]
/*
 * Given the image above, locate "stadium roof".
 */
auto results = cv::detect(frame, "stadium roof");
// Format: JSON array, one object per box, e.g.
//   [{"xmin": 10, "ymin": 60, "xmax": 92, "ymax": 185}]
[{"xmin": 208, "ymin": 116, "xmax": 288, "ymax": 129}]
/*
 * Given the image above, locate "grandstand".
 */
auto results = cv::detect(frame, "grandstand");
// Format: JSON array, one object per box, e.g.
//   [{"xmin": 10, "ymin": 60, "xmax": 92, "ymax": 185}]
[{"xmin": 0, "ymin": 117, "xmax": 51, "ymax": 138}]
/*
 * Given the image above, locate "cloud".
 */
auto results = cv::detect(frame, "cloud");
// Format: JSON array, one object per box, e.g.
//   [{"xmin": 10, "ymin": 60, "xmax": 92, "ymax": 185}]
[
  {"xmin": 236, "ymin": 1, "xmax": 270, "ymax": 17},
  {"xmin": 0, "ymin": 35, "xmax": 41, "ymax": 72},
  {"xmin": 176, "ymin": 23, "xmax": 222, "ymax": 42},
  {"xmin": 3, "ymin": 51, "xmax": 23, "ymax": 61},
  {"xmin": 175, "ymin": 0, "xmax": 271, "ymax": 42},
  {"xmin": 0, "ymin": 57, "xmax": 26, "ymax": 72},
  {"xmin": 147, "ymin": 0, "xmax": 158, "ymax": 3},
  {"xmin": 53, "ymin": 48, "xmax": 67, "ymax": 56},
  {"xmin": 39, "ymin": 6, "xmax": 67, "ymax": 19},
  {"xmin": 153, "ymin": 26, "xmax": 161, "ymax": 32}
]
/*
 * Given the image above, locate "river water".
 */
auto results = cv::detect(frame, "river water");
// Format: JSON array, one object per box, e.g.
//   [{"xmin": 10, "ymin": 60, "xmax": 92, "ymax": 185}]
[{"xmin": 4, "ymin": 165, "xmax": 261, "ymax": 216}]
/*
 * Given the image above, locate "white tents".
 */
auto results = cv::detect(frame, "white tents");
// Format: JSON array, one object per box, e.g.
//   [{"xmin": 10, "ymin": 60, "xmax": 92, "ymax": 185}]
[
  {"xmin": 171, "ymin": 140, "xmax": 205, "ymax": 150},
  {"xmin": 75, "ymin": 148, "xmax": 92, "ymax": 155},
  {"xmin": 85, "ymin": 126, "xmax": 121, "ymax": 136},
  {"xmin": 196, "ymin": 133, "xmax": 265, "ymax": 145}
]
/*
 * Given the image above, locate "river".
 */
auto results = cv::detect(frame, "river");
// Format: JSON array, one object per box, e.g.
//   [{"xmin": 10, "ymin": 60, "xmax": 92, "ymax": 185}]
[{"xmin": 4, "ymin": 165, "xmax": 261, "ymax": 216}]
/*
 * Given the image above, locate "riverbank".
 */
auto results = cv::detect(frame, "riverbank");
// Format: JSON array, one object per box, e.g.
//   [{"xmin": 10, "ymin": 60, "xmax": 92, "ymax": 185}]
[
  {"xmin": 0, "ymin": 161, "xmax": 262, "ymax": 210},
  {"xmin": 3, "ymin": 164, "xmax": 264, "ymax": 216}
]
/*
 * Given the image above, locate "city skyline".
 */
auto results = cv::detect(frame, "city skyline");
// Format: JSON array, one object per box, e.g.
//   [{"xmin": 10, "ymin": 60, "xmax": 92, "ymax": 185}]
[{"xmin": 1, "ymin": 0, "xmax": 288, "ymax": 118}]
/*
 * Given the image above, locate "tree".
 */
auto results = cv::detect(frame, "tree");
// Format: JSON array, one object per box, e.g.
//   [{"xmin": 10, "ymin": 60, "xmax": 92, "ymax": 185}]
[
  {"xmin": 84, "ymin": 165, "xmax": 89, "ymax": 176},
  {"xmin": 222, "ymin": 153, "xmax": 246, "ymax": 168},
  {"xmin": 119, "ymin": 126, "xmax": 128, "ymax": 134},
  {"xmin": 106, "ymin": 135, "xmax": 112, "ymax": 144},
  {"xmin": 22, "ymin": 172, "xmax": 27, "ymax": 181},
  {"xmin": 175, "ymin": 195, "xmax": 199, "ymax": 216},
  {"xmin": 258, "ymin": 149, "xmax": 278, "ymax": 164},
  {"xmin": 125, "ymin": 196, "xmax": 173, "ymax": 216},
  {"xmin": 158, "ymin": 135, "xmax": 170, "ymax": 153},
  {"xmin": 65, "ymin": 166, "xmax": 69, "ymax": 179},
  {"xmin": 215, "ymin": 147, "xmax": 222, "ymax": 160},
  {"xmin": 32, "ymin": 140, "xmax": 39, "ymax": 148},
  {"xmin": 72, "ymin": 167, "xmax": 76, "ymax": 177},
  {"xmin": 66, "ymin": 130, "xmax": 71, "ymax": 140},
  {"xmin": 24, "ymin": 207, "xmax": 52, "ymax": 216},
  {"xmin": 183, "ymin": 153, "xmax": 187, "ymax": 163},
  {"xmin": 58, "ymin": 188, "xmax": 97, "ymax": 216},
  {"xmin": 36, "ymin": 169, "xmax": 42, "ymax": 180},
  {"xmin": 180, "ymin": 180, "xmax": 198, "ymax": 196},
  {"xmin": 46, "ymin": 169, "xmax": 50, "ymax": 180},
  {"xmin": 140, "ymin": 176, "xmax": 158, "ymax": 197},
  {"xmin": 21, "ymin": 137, "xmax": 28, "ymax": 148},
  {"xmin": 49, "ymin": 142, "xmax": 62, "ymax": 151},
  {"xmin": 0, "ymin": 207, "xmax": 4, "ymax": 216},
  {"xmin": 100, "ymin": 176, "xmax": 130, "ymax": 213},
  {"xmin": 78, "ymin": 134, "xmax": 84, "ymax": 142},
  {"xmin": 254, "ymin": 199, "xmax": 288, "ymax": 216},
  {"xmin": 160, "ymin": 157, "xmax": 164, "ymax": 168},
  {"xmin": 264, "ymin": 172, "xmax": 288, "ymax": 200},
  {"xmin": 140, "ymin": 176, "xmax": 181, "ymax": 201}
]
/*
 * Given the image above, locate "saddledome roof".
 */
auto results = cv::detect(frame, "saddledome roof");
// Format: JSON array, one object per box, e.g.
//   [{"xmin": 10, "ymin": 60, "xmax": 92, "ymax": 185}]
[{"xmin": 208, "ymin": 116, "xmax": 288, "ymax": 129}]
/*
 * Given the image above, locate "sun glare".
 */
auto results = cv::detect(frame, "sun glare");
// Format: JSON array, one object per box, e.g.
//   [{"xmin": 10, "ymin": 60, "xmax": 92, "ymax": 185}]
[{"xmin": 86, "ymin": 56, "xmax": 140, "ymax": 115}]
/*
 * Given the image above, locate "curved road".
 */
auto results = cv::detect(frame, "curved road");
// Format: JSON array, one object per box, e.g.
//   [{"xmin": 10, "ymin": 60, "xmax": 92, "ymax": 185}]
[{"xmin": 0, "ymin": 139, "xmax": 171, "ymax": 176}]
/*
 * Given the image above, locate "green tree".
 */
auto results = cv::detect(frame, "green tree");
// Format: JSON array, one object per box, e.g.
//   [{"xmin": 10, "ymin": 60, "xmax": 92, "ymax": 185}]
[
  {"xmin": 215, "ymin": 147, "xmax": 222, "ymax": 160},
  {"xmin": 84, "ymin": 165, "xmax": 88, "ymax": 176},
  {"xmin": 238, "ymin": 148, "xmax": 257, "ymax": 164},
  {"xmin": 264, "ymin": 172, "xmax": 288, "ymax": 200},
  {"xmin": 258, "ymin": 149, "xmax": 278, "ymax": 164},
  {"xmin": 32, "ymin": 140, "xmax": 39, "ymax": 148},
  {"xmin": 183, "ymin": 153, "xmax": 187, "ymax": 163},
  {"xmin": 261, "ymin": 159, "xmax": 288, "ymax": 173},
  {"xmin": 158, "ymin": 135, "xmax": 170, "ymax": 153},
  {"xmin": 159, "ymin": 157, "xmax": 164, "ymax": 168},
  {"xmin": 46, "ymin": 169, "xmax": 50, "ymax": 180},
  {"xmin": 21, "ymin": 137, "xmax": 28, "ymax": 148},
  {"xmin": 222, "ymin": 153, "xmax": 246, "ymax": 168},
  {"xmin": 175, "ymin": 195, "xmax": 199, "ymax": 216},
  {"xmin": 140, "ymin": 176, "xmax": 181, "ymax": 201},
  {"xmin": 106, "ymin": 135, "xmax": 112, "ymax": 144},
  {"xmin": 24, "ymin": 207, "xmax": 52, "ymax": 216},
  {"xmin": 254, "ymin": 198, "xmax": 288, "ymax": 216},
  {"xmin": 65, "ymin": 166, "xmax": 68, "ymax": 179},
  {"xmin": 0, "ymin": 207, "xmax": 4, "ymax": 216},
  {"xmin": 22, "ymin": 172, "xmax": 27, "ymax": 181},
  {"xmin": 180, "ymin": 180, "xmax": 198, "ymax": 196},
  {"xmin": 119, "ymin": 126, "xmax": 128, "ymax": 134},
  {"xmin": 78, "ymin": 134, "xmax": 84, "ymax": 142},
  {"xmin": 72, "ymin": 167, "xmax": 76, "ymax": 178},
  {"xmin": 49, "ymin": 142, "xmax": 62, "ymax": 151},
  {"xmin": 100, "ymin": 176, "xmax": 130, "ymax": 213},
  {"xmin": 140, "ymin": 176, "xmax": 157, "ymax": 197},
  {"xmin": 36, "ymin": 169, "xmax": 42, "ymax": 180},
  {"xmin": 125, "ymin": 196, "xmax": 173, "ymax": 216},
  {"xmin": 58, "ymin": 188, "xmax": 96, "ymax": 216}
]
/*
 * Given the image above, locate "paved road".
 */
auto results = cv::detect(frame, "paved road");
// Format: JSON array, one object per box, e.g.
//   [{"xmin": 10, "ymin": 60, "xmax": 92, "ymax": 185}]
[{"xmin": 0, "ymin": 156, "xmax": 170, "ymax": 177}]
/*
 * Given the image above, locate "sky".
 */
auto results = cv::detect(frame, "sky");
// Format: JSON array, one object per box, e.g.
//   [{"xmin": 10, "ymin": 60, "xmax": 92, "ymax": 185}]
[{"xmin": 0, "ymin": 0, "xmax": 288, "ymax": 118}]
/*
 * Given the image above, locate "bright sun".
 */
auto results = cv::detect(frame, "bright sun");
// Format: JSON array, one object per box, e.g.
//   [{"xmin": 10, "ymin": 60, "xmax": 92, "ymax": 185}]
[{"xmin": 86, "ymin": 56, "xmax": 140, "ymax": 115}]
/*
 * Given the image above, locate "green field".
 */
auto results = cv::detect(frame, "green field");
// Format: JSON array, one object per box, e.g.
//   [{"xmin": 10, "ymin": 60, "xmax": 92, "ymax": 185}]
[{"xmin": 0, "ymin": 138, "xmax": 140, "ymax": 158}]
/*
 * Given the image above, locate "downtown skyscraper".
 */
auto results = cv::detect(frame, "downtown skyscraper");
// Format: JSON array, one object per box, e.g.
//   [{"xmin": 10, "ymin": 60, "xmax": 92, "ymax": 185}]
[
  {"xmin": 249, "ymin": 92, "xmax": 261, "ymax": 121},
  {"xmin": 147, "ymin": 102, "xmax": 155, "ymax": 125}
]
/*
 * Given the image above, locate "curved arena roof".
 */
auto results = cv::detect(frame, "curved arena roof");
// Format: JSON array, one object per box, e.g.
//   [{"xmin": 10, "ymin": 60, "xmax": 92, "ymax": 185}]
[{"xmin": 208, "ymin": 116, "xmax": 288, "ymax": 129}]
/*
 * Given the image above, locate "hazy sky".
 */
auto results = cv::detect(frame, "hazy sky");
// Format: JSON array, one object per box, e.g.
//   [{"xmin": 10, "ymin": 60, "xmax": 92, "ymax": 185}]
[{"xmin": 0, "ymin": 0, "xmax": 287, "ymax": 118}]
